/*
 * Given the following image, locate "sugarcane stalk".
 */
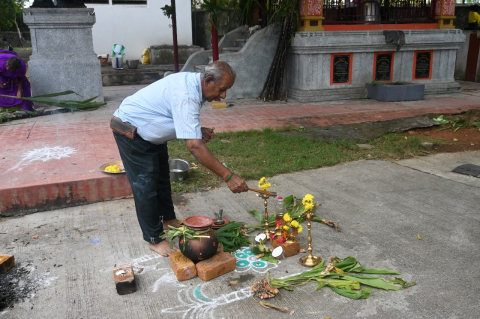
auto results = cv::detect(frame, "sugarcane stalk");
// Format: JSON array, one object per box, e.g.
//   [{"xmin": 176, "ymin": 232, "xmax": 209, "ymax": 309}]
[{"xmin": 258, "ymin": 11, "xmax": 295, "ymax": 102}]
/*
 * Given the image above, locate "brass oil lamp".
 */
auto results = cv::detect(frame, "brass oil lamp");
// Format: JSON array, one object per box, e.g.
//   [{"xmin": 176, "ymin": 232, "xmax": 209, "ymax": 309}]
[
  {"xmin": 299, "ymin": 206, "xmax": 322, "ymax": 267},
  {"xmin": 257, "ymin": 193, "xmax": 274, "ymax": 237}
]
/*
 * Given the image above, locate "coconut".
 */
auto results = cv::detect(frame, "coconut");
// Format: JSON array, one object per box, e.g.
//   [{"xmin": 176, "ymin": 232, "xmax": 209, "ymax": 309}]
[
  {"xmin": 255, "ymin": 233, "xmax": 267, "ymax": 243},
  {"xmin": 272, "ymin": 246, "xmax": 284, "ymax": 260}
]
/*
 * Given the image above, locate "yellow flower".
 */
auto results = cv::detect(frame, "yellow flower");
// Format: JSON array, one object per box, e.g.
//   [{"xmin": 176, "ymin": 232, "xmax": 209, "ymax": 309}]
[
  {"xmin": 298, "ymin": 225, "xmax": 303, "ymax": 233},
  {"xmin": 258, "ymin": 177, "xmax": 271, "ymax": 190},
  {"xmin": 283, "ymin": 225, "xmax": 290, "ymax": 231},
  {"xmin": 305, "ymin": 203, "xmax": 315, "ymax": 211},
  {"xmin": 283, "ymin": 213, "xmax": 292, "ymax": 223},
  {"xmin": 290, "ymin": 220, "xmax": 300, "ymax": 229},
  {"xmin": 302, "ymin": 194, "xmax": 314, "ymax": 205}
]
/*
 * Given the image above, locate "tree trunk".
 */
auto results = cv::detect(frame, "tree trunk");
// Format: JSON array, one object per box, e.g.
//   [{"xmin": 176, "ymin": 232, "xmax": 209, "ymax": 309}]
[{"xmin": 14, "ymin": 15, "xmax": 24, "ymax": 48}]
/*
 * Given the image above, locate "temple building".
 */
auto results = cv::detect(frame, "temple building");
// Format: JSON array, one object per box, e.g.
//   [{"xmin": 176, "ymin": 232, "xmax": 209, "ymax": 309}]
[{"xmin": 289, "ymin": 0, "xmax": 466, "ymax": 101}]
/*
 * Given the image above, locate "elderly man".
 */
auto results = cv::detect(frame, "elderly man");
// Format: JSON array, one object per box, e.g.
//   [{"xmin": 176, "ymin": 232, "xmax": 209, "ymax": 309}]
[{"xmin": 111, "ymin": 61, "xmax": 248, "ymax": 257}]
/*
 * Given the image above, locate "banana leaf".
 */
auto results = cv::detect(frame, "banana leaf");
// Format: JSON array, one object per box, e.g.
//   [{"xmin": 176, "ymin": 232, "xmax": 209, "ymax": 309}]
[
  {"xmin": 330, "ymin": 286, "xmax": 371, "ymax": 299},
  {"xmin": 283, "ymin": 194, "xmax": 294, "ymax": 207},
  {"xmin": 387, "ymin": 277, "xmax": 416, "ymax": 288},
  {"xmin": 314, "ymin": 279, "xmax": 360, "ymax": 290},
  {"xmin": 270, "ymin": 256, "xmax": 409, "ymax": 299},
  {"xmin": 312, "ymin": 216, "xmax": 324, "ymax": 223},
  {"xmin": 247, "ymin": 209, "xmax": 275, "ymax": 224},
  {"xmin": 248, "ymin": 209, "xmax": 264, "ymax": 222},
  {"xmin": 214, "ymin": 221, "xmax": 243, "ymax": 234},
  {"xmin": 360, "ymin": 269, "xmax": 401, "ymax": 275},
  {"xmin": 341, "ymin": 275, "xmax": 400, "ymax": 291},
  {"xmin": 314, "ymin": 282, "xmax": 327, "ymax": 291},
  {"xmin": 0, "ymin": 91, "xmax": 105, "ymax": 111},
  {"xmin": 333, "ymin": 256, "xmax": 364, "ymax": 272},
  {"xmin": 334, "ymin": 256, "xmax": 400, "ymax": 274},
  {"xmin": 35, "ymin": 90, "xmax": 78, "ymax": 98}
]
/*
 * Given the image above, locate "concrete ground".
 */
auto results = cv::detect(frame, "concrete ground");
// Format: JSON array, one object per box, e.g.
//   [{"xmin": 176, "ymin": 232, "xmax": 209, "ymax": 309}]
[
  {"xmin": 1, "ymin": 150, "xmax": 479, "ymax": 318},
  {"xmin": 1, "ymin": 81, "xmax": 480, "ymax": 216}
]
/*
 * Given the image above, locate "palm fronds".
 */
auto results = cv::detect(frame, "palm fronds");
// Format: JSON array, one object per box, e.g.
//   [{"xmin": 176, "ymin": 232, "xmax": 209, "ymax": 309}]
[{"xmin": 0, "ymin": 90, "xmax": 105, "ymax": 111}]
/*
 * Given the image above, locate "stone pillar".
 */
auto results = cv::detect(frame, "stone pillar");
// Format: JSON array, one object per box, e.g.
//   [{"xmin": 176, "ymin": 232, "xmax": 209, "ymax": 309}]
[
  {"xmin": 299, "ymin": 0, "xmax": 324, "ymax": 32},
  {"xmin": 434, "ymin": 0, "xmax": 456, "ymax": 29},
  {"xmin": 23, "ymin": 8, "xmax": 104, "ymax": 102}
]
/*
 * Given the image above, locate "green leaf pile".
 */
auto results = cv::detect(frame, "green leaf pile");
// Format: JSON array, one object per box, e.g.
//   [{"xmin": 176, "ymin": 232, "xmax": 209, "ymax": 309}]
[
  {"xmin": 0, "ymin": 91, "xmax": 105, "ymax": 112},
  {"xmin": 214, "ymin": 222, "xmax": 252, "ymax": 252},
  {"xmin": 269, "ymin": 256, "xmax": 415, "ymax": 299},
  {"xmin": 159, "ymin": 226, "xmax": 211, "ymax": 252}
]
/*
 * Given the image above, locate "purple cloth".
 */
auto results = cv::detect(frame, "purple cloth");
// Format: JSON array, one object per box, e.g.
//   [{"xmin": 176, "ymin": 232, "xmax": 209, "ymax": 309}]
[{"xmin": 0, "ymin": 50, "xmax": 34, "ymax": 111}]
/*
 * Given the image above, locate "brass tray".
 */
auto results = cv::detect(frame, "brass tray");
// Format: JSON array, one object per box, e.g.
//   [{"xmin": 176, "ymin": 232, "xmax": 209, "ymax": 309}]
[{"xmin": 99, "ymin": 160, "xmax": 125, "ymax": 174}]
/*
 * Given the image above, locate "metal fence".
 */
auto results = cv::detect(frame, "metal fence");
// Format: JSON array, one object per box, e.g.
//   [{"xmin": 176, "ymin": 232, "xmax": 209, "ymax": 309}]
[{"xmin": 323, "ymin": 0, "xmax": 436, "ymax": 24}]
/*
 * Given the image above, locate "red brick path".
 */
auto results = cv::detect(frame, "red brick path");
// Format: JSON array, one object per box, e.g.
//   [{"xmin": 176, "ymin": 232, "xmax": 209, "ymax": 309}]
[{"xmin": 1, "ymin": 83, "xmax": 479, "ymax": 215}]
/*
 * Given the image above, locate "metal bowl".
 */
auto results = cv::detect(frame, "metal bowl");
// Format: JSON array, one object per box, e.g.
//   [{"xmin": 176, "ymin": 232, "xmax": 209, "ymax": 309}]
[{"xmin": 168, "ymin": 158, "xmax": 190, "ymax": 182}]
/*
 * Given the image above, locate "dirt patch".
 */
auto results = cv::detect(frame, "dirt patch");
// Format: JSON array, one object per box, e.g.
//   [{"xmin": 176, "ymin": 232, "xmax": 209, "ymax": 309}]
[
  {"xmin": 280, "ymin": 110, "xmax": 480, "ymax": 153},
  {"xmin": 280, "ymin": 116, "xmax": 438, "ymax": 142},
  {"xmin": 406, "ymin": 110, "xmax": 480, "ymax": 153},
  {"xmin": 406, "ymin": 127, "xmax": 480, "ymax": 152}
]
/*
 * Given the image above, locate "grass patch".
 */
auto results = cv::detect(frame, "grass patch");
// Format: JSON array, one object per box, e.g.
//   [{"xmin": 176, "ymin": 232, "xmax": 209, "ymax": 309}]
[{"xmin": 168, "ymin": 129, "xmax": 441, "ymax": 194}]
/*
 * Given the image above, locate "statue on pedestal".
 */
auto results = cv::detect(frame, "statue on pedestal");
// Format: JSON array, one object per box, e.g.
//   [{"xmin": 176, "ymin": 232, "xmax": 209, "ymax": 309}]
[{"xmin": 31, "ymin": 0, "xmax": 86, "ymax": 8}]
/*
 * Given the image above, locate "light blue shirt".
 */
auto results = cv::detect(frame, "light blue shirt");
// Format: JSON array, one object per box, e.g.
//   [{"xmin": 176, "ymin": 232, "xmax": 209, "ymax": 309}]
[{"xmin": 113, "ymin": 72, "xmax": 205, "ymax": 145}]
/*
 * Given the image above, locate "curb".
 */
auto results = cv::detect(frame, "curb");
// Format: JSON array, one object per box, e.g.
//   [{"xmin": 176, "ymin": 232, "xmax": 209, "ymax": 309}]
[{"xmin": 0, "ymin": 174, "xmax": 132, "ymax": 217}]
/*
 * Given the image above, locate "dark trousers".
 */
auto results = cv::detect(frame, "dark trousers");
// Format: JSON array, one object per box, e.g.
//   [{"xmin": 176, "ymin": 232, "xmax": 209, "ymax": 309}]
[{"xmin": 113, "ymin": 131, "xmax": 176, "ymax": 244}]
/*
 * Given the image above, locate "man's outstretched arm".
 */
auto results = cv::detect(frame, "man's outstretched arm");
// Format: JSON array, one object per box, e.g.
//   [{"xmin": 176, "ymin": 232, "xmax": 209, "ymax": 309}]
[{"xmin": 185, "ymin": 139, "xmax": 248, "ymax": 193}]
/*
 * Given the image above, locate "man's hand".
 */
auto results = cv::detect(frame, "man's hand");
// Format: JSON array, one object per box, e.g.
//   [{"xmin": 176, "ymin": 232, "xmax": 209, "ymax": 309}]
[
  {"xmin": 16, "ymin": 90, "xmax": 22, "ymax": 98},
  {"xmin": 226, "ymin": 174, "xmax": 248, "ymax": 193},
  {"xmin": 185, "ymin": 139, "xmax": 248, "ymax": 194},
  {"xmin": 201, "ymin": 127, "xmax": 215, "ymax": 143}
]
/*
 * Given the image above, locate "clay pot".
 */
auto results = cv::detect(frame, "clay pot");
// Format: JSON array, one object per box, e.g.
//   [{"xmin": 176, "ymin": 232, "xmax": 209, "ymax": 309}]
[{"xmin": 180, "ymin": 216, "xmax": 218, "ymax": 262}]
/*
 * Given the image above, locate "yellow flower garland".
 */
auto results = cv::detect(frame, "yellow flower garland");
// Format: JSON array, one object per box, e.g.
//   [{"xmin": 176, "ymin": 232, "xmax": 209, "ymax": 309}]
[{"xmin": 258, "ymin": 177, "xmax": 271, "ymax": 190}]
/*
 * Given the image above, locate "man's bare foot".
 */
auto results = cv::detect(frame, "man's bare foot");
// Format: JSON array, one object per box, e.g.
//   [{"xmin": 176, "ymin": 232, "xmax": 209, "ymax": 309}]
[
  {"xmin": 149, "ymin": 241, "xmax": 180, "ymax": 257},
  {"xmin": 163, "ymin": 218, "xmax": 181, "ymax": 229}
]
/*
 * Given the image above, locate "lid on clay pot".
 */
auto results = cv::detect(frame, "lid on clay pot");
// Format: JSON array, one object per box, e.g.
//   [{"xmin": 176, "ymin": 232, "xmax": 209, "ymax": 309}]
[
  {"xmin": 183, "ymin": 216, "xmax": 214, "ymax": 229},
  {"xmin": 212, "ymin": 217, "xmax": 230, "ymax": 230}
]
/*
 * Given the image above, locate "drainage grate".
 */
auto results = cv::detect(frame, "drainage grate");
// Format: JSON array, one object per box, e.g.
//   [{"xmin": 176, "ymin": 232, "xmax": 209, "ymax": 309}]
[{"xmin": 452, "ymin": 164, "xmax": 480, "ymax": 177}]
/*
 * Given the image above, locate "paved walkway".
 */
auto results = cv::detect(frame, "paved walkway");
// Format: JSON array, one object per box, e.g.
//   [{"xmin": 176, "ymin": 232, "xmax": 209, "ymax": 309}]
[
  {"xmin": 1, "ymin": 81, "xmax": 479, "ymax": 215},
  {"xmin": 1, "ymin": 151, "xmax": 479, "ymax": 318}
]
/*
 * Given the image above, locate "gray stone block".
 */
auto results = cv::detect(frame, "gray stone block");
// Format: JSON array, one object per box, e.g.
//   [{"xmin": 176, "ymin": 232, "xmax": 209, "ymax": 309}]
[
  {"xmin": 288, "ymin": 29, "xmax": 465, "ymax": 102},
  {"xmin": 181, "ymin": 25, "xmax": 280, "ymax": 100},
  {"xmin": 23, "ymin": 8, "xmax": 104, "ymax": 102},
  {"xmin": 149, "ymin": 45, "xmax": 204, "ymax": 65},
  {"xmin": 366, "ymin": 82, "xmax": 425, "ymax": 102},
  {"xmin": 221, "ymin": 24, "xmax": 281, "ymax": 100}
]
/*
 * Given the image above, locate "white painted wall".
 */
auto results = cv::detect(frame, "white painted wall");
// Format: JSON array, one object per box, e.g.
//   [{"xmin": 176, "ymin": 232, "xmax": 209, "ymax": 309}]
[{"xmin": 86, "ymin": 0, "xmax": 192, "ymax": 61}]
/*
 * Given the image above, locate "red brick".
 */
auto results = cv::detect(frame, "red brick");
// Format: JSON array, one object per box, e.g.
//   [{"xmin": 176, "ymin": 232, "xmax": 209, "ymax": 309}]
[
  {"xmin": 196, "ymin": 252, "xmax": 236, "ymax": 281},
  {"xmin": 113, "ymin": 264, "xmax": 136, "ymax": 295},
  {"xmin": 270, "ymin": 237, "xmax": 300, "ymax": 257},
  {"xmin": 0, "ymin": 254, "xmax": 14, "ymax": 273},
  {"xmin": 169, "ymin": 252, "xmax": 197, "ymax": 281}
]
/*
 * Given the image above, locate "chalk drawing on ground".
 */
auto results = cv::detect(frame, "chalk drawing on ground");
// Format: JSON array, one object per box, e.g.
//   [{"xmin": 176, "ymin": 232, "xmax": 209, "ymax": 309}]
[
  {"xmin": 161, "ymin": 284, "xmax": 252, "ymax": 319},
  {"xmin": 234, "ymin": 247, "xmax": 280, "ymax": 273},
  {"xmin": 131, "ymin": 248, "xmax": 277, "ymax": 318},
  {"xmin": 5, "ymin": 146, "xmax": 77, "ymax": 173}
]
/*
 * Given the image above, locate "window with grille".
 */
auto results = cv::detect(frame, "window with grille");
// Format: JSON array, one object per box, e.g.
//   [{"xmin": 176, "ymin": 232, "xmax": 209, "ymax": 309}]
[
  {"xmin": 323, "ymin": 0, "xmax": 436, "ymax": 24},
  {"xmin": 112, "ymin": 0, "xmax": 147, "ymax": 4},
  {"xmin": 83, "ymin": 0, "xmax": 109, "ymax": 3}
]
